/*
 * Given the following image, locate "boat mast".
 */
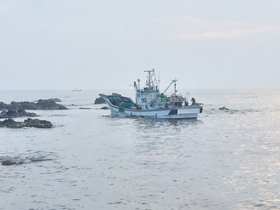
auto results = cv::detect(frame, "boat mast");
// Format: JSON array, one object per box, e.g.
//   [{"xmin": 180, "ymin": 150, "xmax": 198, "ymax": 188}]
[
  {"xmin": 144, "ymin": 69, "xmax": 155, "ymax": 89},
  {"xmin": 137, "ymin": 79, "xmax": 140, "ymax": 90},
  {"xmin": 173, "ymin": 79, "xmax": 178, "ymax": 94}
]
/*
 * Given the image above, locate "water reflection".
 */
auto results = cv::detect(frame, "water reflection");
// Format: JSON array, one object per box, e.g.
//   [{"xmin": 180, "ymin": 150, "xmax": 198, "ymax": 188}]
[{"xmin": 133, "ymin": 117, "xmax": 203, "ymax": 129}]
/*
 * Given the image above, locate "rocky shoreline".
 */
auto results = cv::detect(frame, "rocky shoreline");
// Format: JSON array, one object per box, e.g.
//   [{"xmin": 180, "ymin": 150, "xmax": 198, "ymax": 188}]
[
  {"xmin": 0, "ymin": 118, "xmax": 53, "ymax": 128},
  {"xmin": 94, "ymin": 97, "xmax": 105, "ymax": 104},
  {"xmin": 0, "ymin": 98, "xmax": 67, "ymax": 129},
  {"xmin": 0, "ymin": 98, "xmax": 67, "ymax": 110}
]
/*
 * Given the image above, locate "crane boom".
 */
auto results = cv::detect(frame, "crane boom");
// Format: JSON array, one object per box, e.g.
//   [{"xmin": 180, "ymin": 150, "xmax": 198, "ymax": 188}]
[{"xmin": 162, "ymin": 79, "xmax": 178, "ymax": 94}]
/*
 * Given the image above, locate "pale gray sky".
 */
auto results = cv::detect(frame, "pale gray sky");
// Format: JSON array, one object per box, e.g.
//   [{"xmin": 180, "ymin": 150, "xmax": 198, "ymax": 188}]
[{"xmin": 1, "ymin": 0, "xmax": 280, "ymax": 90}]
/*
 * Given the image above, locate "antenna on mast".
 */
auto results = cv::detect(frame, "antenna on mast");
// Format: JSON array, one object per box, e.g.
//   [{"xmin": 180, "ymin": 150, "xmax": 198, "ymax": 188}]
[
  {"xmin": 173, "ymin": 78, "xmax": 178, "ymax": 94},
  {"xmin": 137, "ymin": 79, "xmax": 140, "ymax": 89},
  {"xmin": 144, "ymin": 69, "xmax": 155, "ymax": 88}
]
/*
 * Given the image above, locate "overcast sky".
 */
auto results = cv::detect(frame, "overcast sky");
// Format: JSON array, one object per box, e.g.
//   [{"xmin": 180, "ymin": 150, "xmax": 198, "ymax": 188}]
[{"xmin": 1, "ymin": 0, "xmax": 280, "ymax": 90}]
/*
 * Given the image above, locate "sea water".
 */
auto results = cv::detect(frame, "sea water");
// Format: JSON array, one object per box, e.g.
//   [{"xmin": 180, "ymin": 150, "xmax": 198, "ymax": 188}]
[{"xmin": 0, "ymin": 89, "xmax": 280, "ymax": 210}]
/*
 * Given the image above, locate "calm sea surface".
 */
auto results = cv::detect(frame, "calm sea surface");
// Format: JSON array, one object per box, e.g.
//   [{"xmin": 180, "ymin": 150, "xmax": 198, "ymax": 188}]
[{"xmin": 0, "ymin": 89, "xmax": 280, "ymax": 210}]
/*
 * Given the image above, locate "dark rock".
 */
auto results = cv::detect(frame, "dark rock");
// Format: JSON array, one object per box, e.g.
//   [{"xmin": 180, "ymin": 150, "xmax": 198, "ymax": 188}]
[
  {"xmin": 24, "ymin": 118, "xmax": 53, "ymax": 128},
  {"xmin": 0, "ymin": 102, "xmax": 6, "ymax": 110},
  {"xmin": 0, "ymin": 110, "xmax": 8, "ymax": 116},
  {"xmin": 100, "ymin": 106, "xmax": 109, "ymax": 110},
  {"xmin": 0, "ymin": 118, "xmax": 53, "ymax": 129},
  {"xmin": 51, "ymin": 98, "xmax": 62, "ymax": 102},
  {"xmin": 0, "ymin": 108, "xmax": 37, "ymax": 119},
  {"xmin": 6, "ymin": 109, "xmax": 17, "ymax": 116},
  {"xmin": 2, "ymin": 160, "xmax": 17, "ymax": 166},
  {"xmin": 0, "ymin": 118, "xmax": 24, "ymax": 128},
  {"xmin": 34, "ymin": 99, "xmax": 67, "ymax": 110},
  {"xmin": 2, "ymin": 98, "xmax": 67, "ymax": 110},
  {"xmin": 219, "ymin": 107, "xmax": 230, "ymax": 111},
  {"xmin": 94, "ymin": 97, "xmax": 105, "ymax": 104},
  {"xmin": 18, "ymin": 108, "xmax": 37, "ymax": 117}
]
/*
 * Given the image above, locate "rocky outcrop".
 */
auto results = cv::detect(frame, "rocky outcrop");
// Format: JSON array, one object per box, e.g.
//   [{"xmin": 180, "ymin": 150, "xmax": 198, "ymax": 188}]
[
  {"xmin": 24, "ymin": 118, "xmax": 53, "ymax": 128},
  {"xmin": 0, "ymin": 102, "xmax": 6, "ymax": 110},
  {"xmin": 94, "ymin": 97, "xmax": 105, "ymax": 104},
  {"xmin": 2, "ymin": 160, "xmax": 18, "ymax": 166},
  {"xmin": 1, "ymin": 150, "xmax": 54, "ymax": 166},
  {"xmin": 0, "ymin": 98, "xmax": 67, "ymax": 110},
  {"xmin": 0, "ymin": 118, "xmax": 53, "ymax": 128},
  {"xmin": 100, "ymin": 106, "xmax": 109, "ymax": 110},
  {"xmin": 0, "ymin": 108, "xmax": 37, "ymax": 119},
  {"xmin": 219, "ymin": 107, "xmax": 230, "ymax": 111}
]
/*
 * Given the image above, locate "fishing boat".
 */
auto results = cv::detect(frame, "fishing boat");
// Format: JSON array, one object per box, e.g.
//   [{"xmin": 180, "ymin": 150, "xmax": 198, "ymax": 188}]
[{"xmin": 100, "ymin": 69, "xmax": 203, "ymax": 119}]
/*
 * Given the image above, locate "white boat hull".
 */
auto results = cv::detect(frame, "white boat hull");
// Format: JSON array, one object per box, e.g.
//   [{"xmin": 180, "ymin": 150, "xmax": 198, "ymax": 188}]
[{"xmin": 102, "ymin": 98, "xmax": 202, "ymax": 119}]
